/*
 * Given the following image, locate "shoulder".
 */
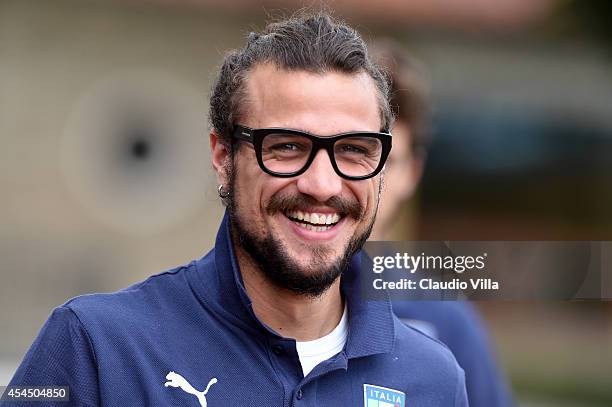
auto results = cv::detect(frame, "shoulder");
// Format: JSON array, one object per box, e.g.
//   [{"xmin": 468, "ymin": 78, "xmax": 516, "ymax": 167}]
[
  {"xmin": 61, "ymin": 262, "xmax": 197, "ymax": 333},
  {"xmin": 6, "ymin": 305, "xmax": 101, "ymax": 405},
  {"xmin": 393, "ymin": 300, "xmax": 478, "ymax": 323},
  {"xmin": 393, "ymin": 301, "xmax": 486, "ymax": 342},
  {"xmin": 393, "ymin": 315, "xmax": 467, "ymax": 401},
  {"xmin": 392, "ymin": 314, "xmax": 460, "ymax": 371}
]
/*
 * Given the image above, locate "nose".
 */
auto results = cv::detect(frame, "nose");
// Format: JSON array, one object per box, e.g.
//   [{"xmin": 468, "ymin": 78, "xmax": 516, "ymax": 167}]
[{"xmin": 296, "ymin": 149, "xmax": 343, "ymax": 202}]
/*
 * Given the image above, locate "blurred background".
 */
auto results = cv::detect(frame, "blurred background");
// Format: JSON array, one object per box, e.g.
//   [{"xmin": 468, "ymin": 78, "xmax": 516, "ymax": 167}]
[{"xmin": 0, "ymin": 0, "xmax": 611, "ymax": 406}]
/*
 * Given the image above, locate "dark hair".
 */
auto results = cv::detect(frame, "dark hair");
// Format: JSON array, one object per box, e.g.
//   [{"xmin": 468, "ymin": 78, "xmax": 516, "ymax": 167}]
[
  {"xmin": 369, "ymin": 40, "xmax": 431, "ymax": 157},
  {"xmin": 209, "ymin": 12, "xmax": 393, "ymax": 146}
]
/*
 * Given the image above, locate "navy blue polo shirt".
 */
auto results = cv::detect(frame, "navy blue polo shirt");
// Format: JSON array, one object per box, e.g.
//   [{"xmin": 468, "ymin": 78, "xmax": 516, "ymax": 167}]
[{"xmin": 4, "ymin": 213, "xmax": 468, "ymax": 406}]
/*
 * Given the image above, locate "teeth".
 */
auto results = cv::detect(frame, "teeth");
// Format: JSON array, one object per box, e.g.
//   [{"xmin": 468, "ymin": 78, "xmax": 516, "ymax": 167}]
[
  {"xmin": 293, "ymin": 222, "xmax": 333, "ymax": 232},
  {"xmin": 286, "ymin": 210, "xmax": 341, "ymax": 227}
]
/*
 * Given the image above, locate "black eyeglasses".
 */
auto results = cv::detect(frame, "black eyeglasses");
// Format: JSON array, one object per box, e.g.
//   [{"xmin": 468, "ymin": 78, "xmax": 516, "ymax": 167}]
[{"xmin": 232, "ymin": 125, "xmax": 392, "ymax": 180}]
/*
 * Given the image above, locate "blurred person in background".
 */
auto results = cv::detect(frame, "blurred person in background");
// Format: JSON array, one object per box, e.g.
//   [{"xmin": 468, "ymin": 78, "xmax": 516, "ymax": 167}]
[{"xmin": 370, "ymin": 40, "xmax": 515, "ymax": 407}]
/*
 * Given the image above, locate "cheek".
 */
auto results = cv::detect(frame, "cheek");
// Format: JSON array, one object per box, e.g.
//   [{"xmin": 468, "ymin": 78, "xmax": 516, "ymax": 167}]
[
  {"xmin": 232, "ymin": 154, "xmax": 261, "ymax": 211},
  {"xmin": 233, "ymin": 155, "xmax": 293, "ymax": 215},
  {"xmin": 259, "ymin": 179, "xmax": 294, "ymax": 210},
  {"xmin": 348, "ymin": 179, "xmax": 379, "ymax": 215}
]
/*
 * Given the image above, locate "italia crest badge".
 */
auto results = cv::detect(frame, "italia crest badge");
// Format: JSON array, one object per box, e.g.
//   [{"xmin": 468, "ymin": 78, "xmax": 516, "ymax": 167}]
[{"xmin": 363, "ymin": 384, "xmax": 406, "ymax": 407}]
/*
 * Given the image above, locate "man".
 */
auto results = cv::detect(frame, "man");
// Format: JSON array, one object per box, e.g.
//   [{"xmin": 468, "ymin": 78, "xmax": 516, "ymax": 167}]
[
  {"xmin": 3, "ymin": 13, "xmax": 468, "ymax": 406},
  {"xmin": 369, "ymin": 41, "xmax": 515, "ymax": 407}
]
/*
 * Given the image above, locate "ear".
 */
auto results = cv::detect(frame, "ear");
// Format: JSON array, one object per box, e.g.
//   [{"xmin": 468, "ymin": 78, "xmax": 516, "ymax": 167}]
[{"xmin": 209, "ymin": 130, "xmax": 231, "ymax": 186}]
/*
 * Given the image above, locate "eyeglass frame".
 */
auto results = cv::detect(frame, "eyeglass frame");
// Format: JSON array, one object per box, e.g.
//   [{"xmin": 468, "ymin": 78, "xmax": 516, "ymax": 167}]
[{"xmin": 231, "ymin": 124, "xmax": 392, "ymax": 180}]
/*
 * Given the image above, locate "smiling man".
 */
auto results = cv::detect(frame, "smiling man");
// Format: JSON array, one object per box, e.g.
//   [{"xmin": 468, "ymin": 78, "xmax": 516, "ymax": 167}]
[{"xmin": 3, "ymin": 13, "xmax": 467, "ymax": 407}]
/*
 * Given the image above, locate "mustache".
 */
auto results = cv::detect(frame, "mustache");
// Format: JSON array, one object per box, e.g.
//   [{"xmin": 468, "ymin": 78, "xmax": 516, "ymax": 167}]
[{"xmin": 266, "ymin": 193, "xmax": 363, "ymax": 220}]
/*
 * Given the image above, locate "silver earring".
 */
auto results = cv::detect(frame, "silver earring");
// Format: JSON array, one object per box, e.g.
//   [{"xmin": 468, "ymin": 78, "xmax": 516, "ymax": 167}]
[{"xmin": 218, "ymin": 184, "xmax": 230, "ymax": 199}]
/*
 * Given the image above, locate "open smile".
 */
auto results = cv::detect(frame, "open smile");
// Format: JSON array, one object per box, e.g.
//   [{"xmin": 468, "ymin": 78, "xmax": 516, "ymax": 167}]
[{"xmin": 284, "ymin": 210, "xmax": 342, "ymax": 233}]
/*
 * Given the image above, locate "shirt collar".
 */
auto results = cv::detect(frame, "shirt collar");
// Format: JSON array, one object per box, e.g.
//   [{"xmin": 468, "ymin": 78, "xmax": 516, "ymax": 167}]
[{"xmin": 190, "ymin": 210, "xmax": 395, "ymax": 358}]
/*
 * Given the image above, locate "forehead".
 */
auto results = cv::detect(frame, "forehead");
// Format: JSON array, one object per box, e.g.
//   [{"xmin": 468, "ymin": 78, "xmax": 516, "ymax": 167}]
[{"xmin": 241, "ymin": 63, "xmax": 382, "ymax": 135}]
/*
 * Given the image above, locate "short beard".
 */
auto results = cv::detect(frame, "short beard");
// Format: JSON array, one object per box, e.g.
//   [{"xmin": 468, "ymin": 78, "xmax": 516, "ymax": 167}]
[{"xmin": 225, "ymin": 161, "xmax": 377, "ymax": 298}]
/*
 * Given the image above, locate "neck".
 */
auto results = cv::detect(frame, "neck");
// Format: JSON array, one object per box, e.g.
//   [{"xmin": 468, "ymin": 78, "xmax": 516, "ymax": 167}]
[{"xmin": 235, "ymin": 245, "xmax": 344, "ymax": 342}]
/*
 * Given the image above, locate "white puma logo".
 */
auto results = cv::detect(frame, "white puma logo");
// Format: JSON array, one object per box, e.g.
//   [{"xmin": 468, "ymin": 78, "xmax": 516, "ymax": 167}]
[{"xmin": 164, "ymin": 371, "xmax": 218, "ymax": 407}]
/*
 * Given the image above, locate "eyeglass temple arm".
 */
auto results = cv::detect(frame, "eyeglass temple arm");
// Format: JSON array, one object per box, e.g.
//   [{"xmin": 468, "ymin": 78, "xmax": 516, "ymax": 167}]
[{"xmin": 232, "ymin": 126, "xmax": 254, "ymax": 143}]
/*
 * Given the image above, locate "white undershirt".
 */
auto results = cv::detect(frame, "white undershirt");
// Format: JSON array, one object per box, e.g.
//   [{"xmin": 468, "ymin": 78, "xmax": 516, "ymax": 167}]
[{"xmin": 295, "ymin": 304, "xmax": 348, "ymax": 377}]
